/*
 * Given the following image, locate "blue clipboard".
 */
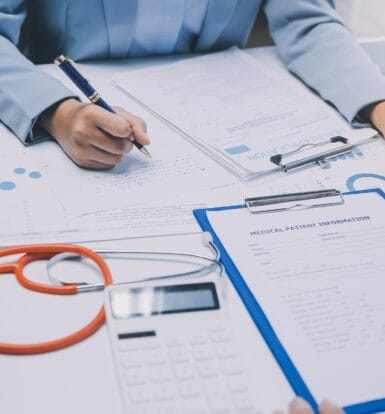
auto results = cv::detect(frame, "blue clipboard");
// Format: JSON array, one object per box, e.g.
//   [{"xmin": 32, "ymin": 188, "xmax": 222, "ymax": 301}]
[{"xmin": 194, "ymin": 189, "xmax": 385, "ymax": 414}]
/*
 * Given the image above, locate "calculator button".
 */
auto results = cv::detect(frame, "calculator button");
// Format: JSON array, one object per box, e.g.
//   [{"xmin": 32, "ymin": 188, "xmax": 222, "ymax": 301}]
[
  {"xmin": 145, "ymin": 349, "xmax": 166, "ymax": 366},
  {"xmin": 216, "ymin": 344, "xmax": 236, "ymax": 360},
  {"xmin": 189, "ymin": 335, "xmax": 209, "ymax": 345},
  {"xmin": 210, "ymin": 330, "xmax": 232, "ymax": 343},
  {"xmin": 173, "ymin": 362, "xmax": 196, "ymax": 380},
  {"xmin": 197, "ymin": 361, "xmax": 218, "ymax": 378},
  {"xmin": 192, "ymin": 344, "xmax": 213, "ymax": 361},
  {"xmin": 203, "ymin": 378, "xmax": 226, "ymax": 396},
  {"xmin": 226, "ymin": 375, "xmax": 248, "ymax": 393},
  {"xmin": 153, "ymin": 383, "xmax": 177, "ymax": 401},
  {"xmin": 119, "ymin": 342, "xmax": 139, "ymax": 352},
  {"xmin": 157, "ymin": 402, "xmax": 183, "ymax": 414},
  {"xmin": 184, "ymin": 396, "xmax": 208, "ymax": 414},
  {"xmin": 122, "ymin": 351, "xmax": 143, "ymax": 368},
  {"xmin": 126, "ymin": 384, "xmax": 151, "ymax": 404},
  {"xmin": 149, "ymin": 365, "xmax": 172, "ymax": 383},
  {"xmin": 208, "ymin": 323, "xmax": 227, "ymax": 332},
  {"xmin": 178, "ymin": 380, "xmax": 201, "ymax": 398},
  {"xmin": 143, "ymin": 338, "xmax": 162, "ymax": 350},
  {"xmin": 168, "ymin": 346, "xmax": 190, "ymax": 363},
  {"xmin": 124, "ymin": 368, "xmax": 147, "ymax": 386},
  {"xmin": 206, "ymin": 391, "xmax": 231, "ymax": 413},
  {"xmin": 220, "ymin": 358, "xmax": 243, "ymax": 376},
  {"xmin": 166, "ymin": 337, "xmax": 185, "ymax": 347},
  {"xmin": 129, "ymin": 406, "xmax": 153, "ymax": 414},
  {"xmin": 232, "ymin": 394, "xmax": 255, "ymax": 411}
]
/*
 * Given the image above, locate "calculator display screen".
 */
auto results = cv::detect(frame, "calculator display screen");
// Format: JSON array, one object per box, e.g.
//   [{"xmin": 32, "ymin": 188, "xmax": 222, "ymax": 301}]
[{"xmin": 110, "ymin": 282, "xmax": 219, "ymax": 319}]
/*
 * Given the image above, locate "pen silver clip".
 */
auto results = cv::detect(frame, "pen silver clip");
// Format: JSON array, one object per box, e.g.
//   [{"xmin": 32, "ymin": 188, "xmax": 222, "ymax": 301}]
[
  {"xmin": 245, "ymin": 189, "xmax": 344, "ymax": 214},
  {"xmin": 270, "ymin": 136, "xmax": 354, "ymax": 172}
]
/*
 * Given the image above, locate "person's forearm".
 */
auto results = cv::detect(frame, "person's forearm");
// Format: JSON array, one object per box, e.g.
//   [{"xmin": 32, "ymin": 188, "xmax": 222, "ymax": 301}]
[
  {"xmin": 264, "ymin": 0, "xmax": 385, "ymax": 124},
  {"xmin": 0, "ymin": 35, "xmax": 76, "ymax": 143},
  {"xmin": 368, "ymin": 101, "xmax": 385, "ymax": 134}
]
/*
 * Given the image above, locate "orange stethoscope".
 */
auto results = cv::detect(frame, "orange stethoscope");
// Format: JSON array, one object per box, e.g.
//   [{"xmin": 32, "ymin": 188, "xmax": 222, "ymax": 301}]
[
  {"xmin": 0, "ymin": 234, "xmax": 222, "ymax": 355},
  {"xmin": 0, "ymin": 244, "xmax": 112, "ymax": 355}
]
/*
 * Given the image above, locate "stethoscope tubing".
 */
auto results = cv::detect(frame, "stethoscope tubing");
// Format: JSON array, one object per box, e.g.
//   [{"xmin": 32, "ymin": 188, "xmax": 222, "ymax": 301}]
[
  {"xmin": 0, "ymin": 236, "xmax": 223, "ymax": 354},
  {"xmin": 0, "ymin": 244, "xmax": 113, "ymax": 355},
  {"xmin": 47, "ymin": 244, "xmax": 222, "ymax": 291}
]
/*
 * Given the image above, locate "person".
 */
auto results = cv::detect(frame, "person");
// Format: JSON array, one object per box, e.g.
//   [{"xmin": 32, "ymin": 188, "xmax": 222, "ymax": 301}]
[
  {"xmin": 1, "ymin": 0, "xmax": 385, "ymax": 171},
  {"xmin": 0, "ymin": 4, "xmax": 372, "ymax": 412}
]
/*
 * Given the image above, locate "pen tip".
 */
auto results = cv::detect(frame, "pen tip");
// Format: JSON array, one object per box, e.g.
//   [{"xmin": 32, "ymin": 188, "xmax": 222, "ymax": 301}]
[{"xmin": 141, "ymin": 147, "xmax": 152, "ymax": 158}]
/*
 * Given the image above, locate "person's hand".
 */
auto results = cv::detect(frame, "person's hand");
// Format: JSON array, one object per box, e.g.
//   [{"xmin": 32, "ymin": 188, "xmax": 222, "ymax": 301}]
[
  {"xmin": 275, "ymin": 397, "xmax": 344, "ymax": 414},
  {"xmin": 40, "ymin": 98, "xmax": 150, "ymax": 169},
  {"xmin": 368, "ymin": 101, "xmax": 385, "ymax": 138}
]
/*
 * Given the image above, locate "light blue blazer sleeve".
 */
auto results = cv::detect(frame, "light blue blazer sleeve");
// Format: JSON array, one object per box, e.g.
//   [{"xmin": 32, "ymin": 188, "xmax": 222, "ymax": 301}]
[
  {"xmin": 264, "ymin": 0, "xmax": 385, "ymax": 124},
  {"xmin": 0, "ymin": 1, "xmax": 76, "ymax": 144}
]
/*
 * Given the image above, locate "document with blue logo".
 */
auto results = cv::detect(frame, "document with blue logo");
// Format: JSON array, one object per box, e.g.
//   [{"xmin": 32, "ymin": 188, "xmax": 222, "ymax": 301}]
[{"xmin": 114, "ymin": 48, "xmax": 378, "ymax": 180}]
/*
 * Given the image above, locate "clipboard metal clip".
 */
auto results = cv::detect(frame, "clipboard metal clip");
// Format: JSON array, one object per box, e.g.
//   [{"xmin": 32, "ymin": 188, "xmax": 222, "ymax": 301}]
[
  {"xmin": 245, "ymin": 189, "xmax": 344, "ymax": 214},
  {"xmin": 270, "ymin": 136, "xmax": 354, "ymax": 172}
]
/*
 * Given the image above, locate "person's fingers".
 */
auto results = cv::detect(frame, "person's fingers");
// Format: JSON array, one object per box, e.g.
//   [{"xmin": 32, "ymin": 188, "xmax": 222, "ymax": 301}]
[
  {"xmin": 65, "ymin": 143, "xmax": 119, "ymax": 170},
  {"xmin": 75, "ymin": 159, "xmax": 117, "ymax": 170},
  {"xmin": 289, "ymin": 398, "xmax": 314, "ymax": 414},
  {"xmin": 67, "ymin": 140, "xmax": 123, "ymax": 169},
  {"xmin": 86, "ymin": 127, "xmax": 133, "ymax": 155},
  {"xmin": 87, "ymin": 145, "xmax": 124, "ymax": 167},
  {"xmin": 131, "ymin": 122, "xmax": 150, "ymax": 145},
  {"xmin": 83, "ymin": 105, "xmax": 133, "ymax": 138},
  {"xmin": 113, "ymin": 107, "xmax": 150, "ymax": 145},
  {"xmin": 318, "ymin": 400, "xmax": 344, "ymax": 414},
  {"xmin": 49, "ymin": 102, "xmax": 142, "ymax": 169}
]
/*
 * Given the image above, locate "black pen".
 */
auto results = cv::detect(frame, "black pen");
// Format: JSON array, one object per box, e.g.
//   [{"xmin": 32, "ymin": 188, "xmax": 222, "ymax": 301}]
[{"xmin": 54, "ymin": 55, "xmax": 151, "ymax": 158}]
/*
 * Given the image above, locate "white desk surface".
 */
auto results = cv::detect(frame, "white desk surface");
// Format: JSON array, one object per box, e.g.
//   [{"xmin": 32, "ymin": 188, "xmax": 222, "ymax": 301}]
[
  {"xmin": 0, "ymin": 47, "xmax": 293, "ymax": 414},
  {"xmin": 1, "ymin": 44, "xmax": 384, "ymax": 413},
  {"xmin": 0, "ymin": 235, "xmax": 293, "ymax": 414}
]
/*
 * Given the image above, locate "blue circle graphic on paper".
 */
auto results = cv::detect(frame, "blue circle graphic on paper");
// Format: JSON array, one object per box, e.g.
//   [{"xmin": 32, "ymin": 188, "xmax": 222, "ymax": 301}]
[
  {"xmin": 29, "ymin": 171, "xmax": 42, "ymax": 179},
  {"xmin": 14, "ymin": 167, "xmax": 26, "ymax": 175},
  {"xmin": 0, "ymin": 181, "xmax": 16, "ymax": 191},
  {"xmin": 346, "ymin": 173, "xmax": 385, "ymax": 192}
]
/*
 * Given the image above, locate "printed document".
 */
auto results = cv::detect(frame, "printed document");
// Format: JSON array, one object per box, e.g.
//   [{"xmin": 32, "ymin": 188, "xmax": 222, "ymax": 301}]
[
  {"xmin": 114, "ymin": 47, "xmax": 377, "ymax": 180},
  {"xmin": 36, "ymin": 124, "xmax": 236, "ymax": 215},
  {"xmin": 2, "ymin": 137, "xmax": 384, "ymax": 245},
  {"xmin": 204, "ymin": 191, "xmax": 385, "ymax": 407},
  {"xmin": 1, "ymin": 128, "xmax": 384, "ymax": 245},
  {"xmin": 0, "ymin": 145, "xmax": 239, "ymax": 244},
  {"xmin": 0, "ymin": 195, "xmax": 204, "ymax": 246}
]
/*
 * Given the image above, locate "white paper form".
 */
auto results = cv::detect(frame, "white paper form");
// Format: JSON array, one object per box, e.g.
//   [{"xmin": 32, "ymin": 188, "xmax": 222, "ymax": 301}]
[
  {"xmin": 36, "ymin": 119, "xmax": 236, "ymax": 215},
  {"xmin": 0, "ymin": 155, "xmax": 243, "ymax": 245},
  {"xmin": 113, "ymin": 47, "xmax": 377, "ymax": 180},
  {"xmin": 0, "ymin": 195, "xmax": 202, "ymax": 246},
  {"xmin": 1, "ymin": 130, "xmax": 383, "ymax": 246},
  {"xmin": 205, "ymin": 192, "xmax": 385, "ymax": 407},
  {"xmin": 2, "ymin": 138, "xmax": 383, "ymax": 246}
]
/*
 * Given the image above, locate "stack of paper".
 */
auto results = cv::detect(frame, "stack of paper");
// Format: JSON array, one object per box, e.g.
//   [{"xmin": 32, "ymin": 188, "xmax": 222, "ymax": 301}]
[
  {"xmin": 1, "ymin": 48, "xmax": 384, "ymax": 247},
  {"xmin": 114, "ymin": 47, "xmax": 378, "ymax": 180}
]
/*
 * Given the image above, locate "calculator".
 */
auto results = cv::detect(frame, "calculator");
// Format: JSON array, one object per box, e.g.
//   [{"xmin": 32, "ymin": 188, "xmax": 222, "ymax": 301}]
[{"xmin": 104, "ymin": 278, "xmax": 259, "ymax": 414}]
